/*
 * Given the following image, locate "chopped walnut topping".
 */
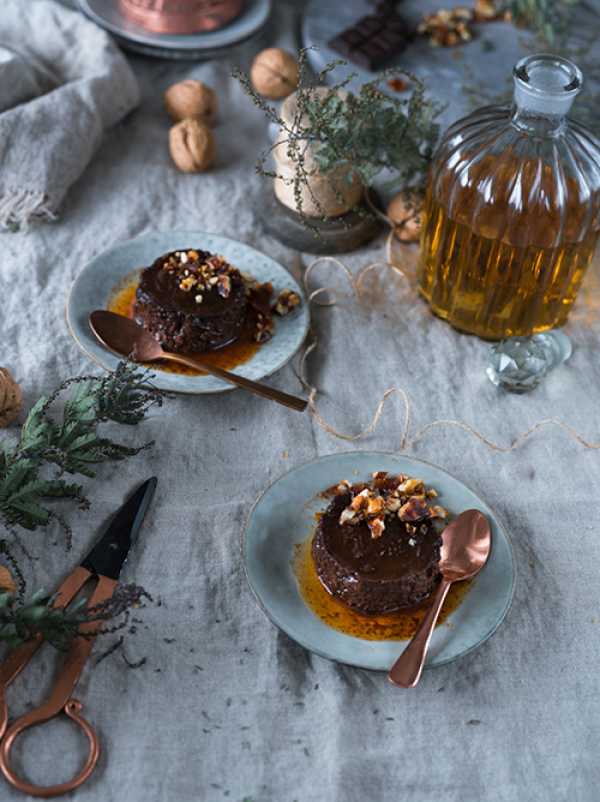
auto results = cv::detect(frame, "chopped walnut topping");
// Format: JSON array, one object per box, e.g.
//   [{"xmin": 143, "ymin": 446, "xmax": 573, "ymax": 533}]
[
  {"xmin": 474, "ymin": 0, "xmax": 508, "ymax": 20},
  {"xmin": 372, "ymin": 471, "xmax": 391, "ymax": 490},
  {"xmin": 418, "ymin": 6, "xmax": 474, "ymax": 47},
  {"xmin": 336, "ymin": 471, "xmax": 448, "ymax": 542},
  {"xmin": 179, "ymin": 276, "xmax": 197, "ymax": 292},
  {"xmin": 398, "ymin": 496, "xmax": 429, "ymax": 522},
  {"xmin": 274, "ymin": 289, "xmax": 301, "ymax": 317},
  {"xmin": 397, "ymin": 478, "xmax": 425, "ymax": 496},
  {"xmin": 385, "ymin": 496, "xmax": 401, "ymax": 513},
  {"xmin": 241, "ymin": 272, "xmax": 260, "ymax": 291},
  {"xmin": 340, "ymin": 508, "xmax": 358, "ymax": 526},
  {"xmin": 368, "ymin": 517, "xmax": 385, "ymax": 539},
  {"xmin": 217, "ymin": 274, "xmax": 232, "ymax": 298},
  {"xmin": 162, "ymin": 248, "xmax": 243, "ymax": 302},
  {"xmin": 429, "ymin": 505, "xmax": 448, "ymax": 519},
  {"xmin": 254, "ymin": 313, "xmax": 274, "ymax": 343},
  {"xmin": 350, "ymin": 489, "xmax": 370, "ymax": 511},
  {"xmin": 367, "ymin": 495, "xmax": 385, "ymax": 516},
  {"xmin": 336, "ymin": 473, "xmax": 446, "ymax": 538}
]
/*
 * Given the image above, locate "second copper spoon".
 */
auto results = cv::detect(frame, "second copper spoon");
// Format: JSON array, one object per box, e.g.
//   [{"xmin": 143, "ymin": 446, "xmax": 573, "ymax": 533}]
[
  {"xmin": 388, "ymin": 509, "xmax": 492, "ymax": 688},
  {"xmin": 89, "ymin": 310, "xmax": 308, "ymax": 412}
]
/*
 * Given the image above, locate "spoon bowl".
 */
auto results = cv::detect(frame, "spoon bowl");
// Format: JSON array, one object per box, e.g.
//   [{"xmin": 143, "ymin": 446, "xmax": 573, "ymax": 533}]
[{"xmin": 439, "ymin": 509, "xmax": 492, "ymax": 583}]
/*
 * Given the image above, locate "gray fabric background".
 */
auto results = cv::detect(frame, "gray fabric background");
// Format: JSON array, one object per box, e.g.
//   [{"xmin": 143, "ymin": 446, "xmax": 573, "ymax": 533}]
[{"xmin": 2, "ymin": 1, "xmax": 600, "ymax": 801}]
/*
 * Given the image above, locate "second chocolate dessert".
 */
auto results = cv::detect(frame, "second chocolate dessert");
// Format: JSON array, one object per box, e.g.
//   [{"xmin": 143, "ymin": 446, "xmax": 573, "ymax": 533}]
[{"xmin": 312, "ymin": 472, "xmax": 448, "ymax": 615}]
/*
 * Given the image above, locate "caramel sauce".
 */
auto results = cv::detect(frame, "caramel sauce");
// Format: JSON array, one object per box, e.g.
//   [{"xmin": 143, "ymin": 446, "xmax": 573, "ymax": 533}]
[
  {"xmin": 107, "ymin": 277, "xmax": 261, "ymax": 376},
  {"xmin": 293, "ymin": 535, "xmax": 472, "ymax": 641}
]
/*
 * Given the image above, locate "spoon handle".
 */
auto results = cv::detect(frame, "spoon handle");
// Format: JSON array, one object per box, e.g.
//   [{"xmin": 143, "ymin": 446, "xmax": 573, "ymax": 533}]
[
  {"xmin": 163, "ymin": 353, "xmax": 308, "ymax": 412},
  {"xmin": 388, "ymin": 579, "xmax": 452, "ymax": 688}
]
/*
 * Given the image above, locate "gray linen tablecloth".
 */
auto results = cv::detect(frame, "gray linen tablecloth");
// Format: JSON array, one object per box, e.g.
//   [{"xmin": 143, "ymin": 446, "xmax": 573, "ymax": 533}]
[{"xmin": 2, "ymin": 2, "xmax": 600, "ymax": 801}]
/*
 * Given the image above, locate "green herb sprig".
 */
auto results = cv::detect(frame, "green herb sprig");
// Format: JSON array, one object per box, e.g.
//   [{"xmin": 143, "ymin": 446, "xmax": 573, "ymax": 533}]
[
  {"xmin": 503, "ymin": 0, "xmax": 580, "ymax": 45},
  {"xmin": 0, "ymin": 362, "xmax": 163, "ymax": 650},
  {"xmin": 233, "ymin": 49, "xmax": 441, "ymax": 230}
]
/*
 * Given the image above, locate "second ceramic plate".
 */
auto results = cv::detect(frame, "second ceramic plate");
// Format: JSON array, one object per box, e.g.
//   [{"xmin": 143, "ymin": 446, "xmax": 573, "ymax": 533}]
[
  {"xmin": 66, "ymin": 231, "xmax": 309, "ymax": 394},
  {"xmin": 243, "ymin": 451, "xmax": 515, "ymax": 672}
]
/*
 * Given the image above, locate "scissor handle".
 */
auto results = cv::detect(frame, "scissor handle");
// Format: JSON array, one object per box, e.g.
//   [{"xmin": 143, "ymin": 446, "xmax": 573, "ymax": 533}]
[
  {"xmin": 0, "ymin": 636, "xmax": 44, "ymax": 740},
  {"xmin": 0, "ymin": 565, "xmax": 96, "ymax": 743},
  {"xmin": 0, "ymin": 571, "xmax": 116, "ymax": 796},
  {"xmin": 0, "ymin": 696, "xmax": 100, "ymax": 798}
]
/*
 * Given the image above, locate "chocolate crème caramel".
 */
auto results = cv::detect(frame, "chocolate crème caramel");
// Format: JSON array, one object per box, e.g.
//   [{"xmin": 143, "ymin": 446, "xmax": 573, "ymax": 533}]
[
  {"xmin": 134, "ymin": 249, "xmax": 247, "ymax": 353},
  {"xmin": 312, "ymin": 472, "xmax": 448, "ymax": 615},
  {"xmin": 134, "ymin": 248, "xmax": 302, "ymax": 354}
]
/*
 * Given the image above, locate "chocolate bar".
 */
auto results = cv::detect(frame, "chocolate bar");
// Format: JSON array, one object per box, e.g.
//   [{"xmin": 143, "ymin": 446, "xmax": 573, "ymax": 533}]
[{"xmin": 328, "ymin": 5, "xmax": 409, "ymax": 71}]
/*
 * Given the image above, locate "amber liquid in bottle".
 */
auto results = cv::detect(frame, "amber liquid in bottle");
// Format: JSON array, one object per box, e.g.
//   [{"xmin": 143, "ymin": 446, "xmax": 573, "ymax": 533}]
[
  {"xmin": 418, "ymin": 188, "xmax": 599, "ymax": 340},
  {"xmin": 417, "ymin": 55, "xmax": 600, "ymax": 340}
]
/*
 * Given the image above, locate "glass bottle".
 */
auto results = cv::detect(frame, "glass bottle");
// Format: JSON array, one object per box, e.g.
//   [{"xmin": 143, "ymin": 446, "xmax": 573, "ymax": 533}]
[{"xmin": 418, "ymin": 54, "xmax": 600, "ymax": 340}]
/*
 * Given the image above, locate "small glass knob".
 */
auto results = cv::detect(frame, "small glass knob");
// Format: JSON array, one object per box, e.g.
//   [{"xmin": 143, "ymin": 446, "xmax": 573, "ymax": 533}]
[{"xmin": 486, "ymin": 331, "xmax": 572, "ymax": 393}]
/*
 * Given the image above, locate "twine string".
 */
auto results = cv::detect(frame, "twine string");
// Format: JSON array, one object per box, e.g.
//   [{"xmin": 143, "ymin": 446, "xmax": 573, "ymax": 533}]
[{"xmin": 299, "ymin": 253, "xmax": 600, "ymax": 453}]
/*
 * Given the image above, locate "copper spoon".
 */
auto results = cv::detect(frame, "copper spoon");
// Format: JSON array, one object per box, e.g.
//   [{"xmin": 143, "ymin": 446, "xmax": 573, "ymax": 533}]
[
  {"xmin": 89, "ymin": 310, "xmax": 308, "ymax": 412},
  {"xmin": 388, "ymin": 509, "xmax": 492, "ymax": 688}
]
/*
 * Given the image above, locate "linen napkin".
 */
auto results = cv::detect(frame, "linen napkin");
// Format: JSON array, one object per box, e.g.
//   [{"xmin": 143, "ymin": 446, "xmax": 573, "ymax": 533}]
[{"xmin": 0, "ymin": 0, "xmax": 140, "ymax": 230}]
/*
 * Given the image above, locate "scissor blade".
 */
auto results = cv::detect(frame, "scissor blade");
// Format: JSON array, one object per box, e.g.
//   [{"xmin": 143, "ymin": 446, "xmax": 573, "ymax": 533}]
[{"xmin": 81, "ymin": 477, "xmax": 157, "ymax": 580}]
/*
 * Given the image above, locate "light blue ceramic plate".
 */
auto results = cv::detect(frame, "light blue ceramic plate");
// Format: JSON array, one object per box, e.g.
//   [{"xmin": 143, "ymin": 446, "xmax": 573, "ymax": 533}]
[
  {"xmin": 243, "ymin": 451, "xmax": 515, "ymax": 672},
  {"xmin": 79, "ymin": 0, "xmax": 271, "ymax": 53},
  {"xmin": 66, "ymin": 231, "xmax": 309, "ymax": 394}
]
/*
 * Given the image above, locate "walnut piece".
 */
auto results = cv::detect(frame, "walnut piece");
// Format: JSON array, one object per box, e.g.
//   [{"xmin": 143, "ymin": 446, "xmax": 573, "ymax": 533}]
[
  {"xmin": 0, "ymin": 565, "xmax": 16, "ymax": 593},
  {"xmin": 169, "ymin": 118, "xmax": 215, "ymax": 173},
  {"xmin": 164, "ymin": 80, "xmax": 218, "ymax": 126},
  {"xmin": 0, "ymin": 367, "xmax": 22, "ymax": 428},
  {"xmin": 368, "ymin": 517, "xmax": 386, "ymax": 539},
  {"xmin": 250, "ymin": 48, "xmax": 299, "ymax": 100},
  {"xmin": 387, "ymin": 193, "xmax": 422, "ymax": 243},
  {"xmin": 254, "ymin": 313, "xmax": 274, "ymax": 343},
  {"xmin": 398, "ymin": 496, "xmax": 430, "ymax": 522},
  {"xmin": 274, "ymin": 289, "xmax": 301, "ymax": 317}
]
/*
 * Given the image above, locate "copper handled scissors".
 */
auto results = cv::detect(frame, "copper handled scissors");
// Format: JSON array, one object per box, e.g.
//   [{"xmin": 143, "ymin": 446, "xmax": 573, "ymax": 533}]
[{"xmin": 0, "ymin": 477, "xmax": 157, "ymax": 798}]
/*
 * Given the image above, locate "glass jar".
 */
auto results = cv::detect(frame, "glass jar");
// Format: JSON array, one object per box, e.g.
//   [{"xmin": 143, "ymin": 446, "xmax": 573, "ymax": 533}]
[{"xmin": 418, "ymin": 54, "xmax": 600, "ymax": 340}]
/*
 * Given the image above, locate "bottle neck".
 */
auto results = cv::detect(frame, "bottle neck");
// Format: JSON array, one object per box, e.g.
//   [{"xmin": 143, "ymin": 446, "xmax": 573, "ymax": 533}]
[{"xmin": 510, "ymin": 104, "xmax": 566, "ymax": 136}]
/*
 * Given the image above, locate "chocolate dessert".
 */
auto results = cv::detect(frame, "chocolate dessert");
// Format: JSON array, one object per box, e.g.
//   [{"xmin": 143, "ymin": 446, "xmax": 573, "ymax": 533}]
[
  {"xmin": 312, "ymin": 472, "xmax": 448, "ymax": 615},
  {"xmin": 133, "ymin": 248, "xmax": 302, "ymax": 354},
  {"xmin": 134, "ymin": 249, "xmax": 248, "ymax": 353}
]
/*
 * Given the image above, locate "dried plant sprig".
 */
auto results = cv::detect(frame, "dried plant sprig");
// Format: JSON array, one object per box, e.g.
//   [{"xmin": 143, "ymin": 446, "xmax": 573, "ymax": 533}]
[
  {"xmin": 0, "ymin": 583, "xmax": 151, "ymax": 651},
  {"xmin": 233, "ymin": 49, "xmax": 442, "ymax": 231}
]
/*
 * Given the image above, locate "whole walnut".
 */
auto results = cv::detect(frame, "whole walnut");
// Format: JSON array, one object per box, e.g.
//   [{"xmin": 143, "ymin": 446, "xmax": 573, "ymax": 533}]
[
  {"xmin": 0, "ymin": 367, "xmax": 21, "ymax": 428},
  {"xmin": 387, "ymin": 193, "xmax": 423, "ymax": 243},
  {"xmin": 250, "ymin": 48, "xmax": 299, "ymax": 100},
  {"xmin": 164, "ymin": 79, "xmax": 218, "ymax": 126},
  {"xmin": 169, "ymin": 119, "xmax": 215, "ymax": 173},
  {"xmin": 0, "ymin": 565, "xmax": 16, "ymax": 593}
]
